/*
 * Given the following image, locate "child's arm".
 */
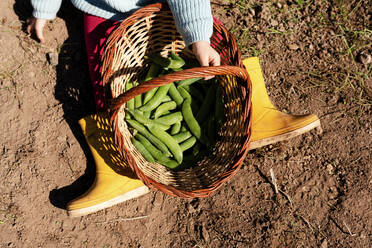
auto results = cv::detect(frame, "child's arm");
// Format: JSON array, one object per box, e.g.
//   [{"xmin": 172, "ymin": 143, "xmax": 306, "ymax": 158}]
[
  {"xmin": 31, "ymin": 0, "xmax": 62, "ymax": 20},
  {"xmin": 167, "ymin": 0, "xmax": 220, "ymax": 68},
  {"xmin": 28, "ymin": 0, "xmax": 62, "ymax": 42}
]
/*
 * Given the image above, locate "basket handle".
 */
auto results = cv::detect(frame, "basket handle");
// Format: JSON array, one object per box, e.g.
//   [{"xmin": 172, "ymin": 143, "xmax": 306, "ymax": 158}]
[{"xmin": 109, "ymin": 65, "xmax": 249, "ymax": 111}]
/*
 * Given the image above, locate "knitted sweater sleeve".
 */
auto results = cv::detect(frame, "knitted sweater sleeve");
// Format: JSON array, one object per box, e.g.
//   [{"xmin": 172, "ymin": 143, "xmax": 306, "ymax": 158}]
[
  {"xmin": 166, "ymin": 0, "xmax": 213, "ymax": 46},
  {"xmin": 31, "ymin": 0, "xmax": 63, "ymax": 20},
  {"xmin": 103, "ymin": 0, "xmax": 213, "ymax": 46}
]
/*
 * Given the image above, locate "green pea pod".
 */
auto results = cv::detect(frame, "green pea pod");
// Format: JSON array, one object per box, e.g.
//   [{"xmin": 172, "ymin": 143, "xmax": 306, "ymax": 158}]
[
  {"xmin": 149, "ymin": 53, "xmax": 184, "ymax": 69},
  {"xmin": 143, "ymin": 111, "xmax": 151, "ymax": 119},
  {"xmin": 131, "ymin": 137, "xmax": 155, "ymax": 163},
  {"xmin": 182, "ymin": 85, "xmax": 204, "ymax": 103},
  {"xmin": 132, "ymin": 82, "xmax": 142, "ymax": 108},
  {"xmin": 192, "ymin": 142, "xmax": 201, "ymax": 156},
  {"xmin": 177, "ymin": 77, "xmax": 203, "ymax": 87},
  {"xmin": 135, "ymin": 134, "xmax": 179, "ymax": 169},
  {"xmin": 171, "ymin": 67, "xmax": 183, "ymax": 72},
  {"xmin": 161, "ymin": 95, "xmax": 172, "ymax": 103},
  {"xmin": 147, "ymin": 124, "xmax": 183, "ymax": 164},
  {"xmin": 139, "ymin": 84, "xmax": 171, "ymax": 112},
  {"xmin": 156, "ymin": 112, "xmax": 183, "ymax": 126},
  {"xmin": 156, "ymin": 157, "xmax": 179, "ymax": 169},
  {"xmin": 177, "ymin": 86, "xmax": 192, "ymax": 101},
  {"xmin": 127, "ymin": 109, "xmax": 170, "ymax": 130},
  {"xmin": 196, "ymin": 85, "xmax": 216, "ymax": 123},
  {"xmin": 169, "ymin": 51, "xmax": 185, "ymax": 69},
  {"xmin": 135, "ymin": 95, "xmax": 142, "ymax": 108},
  {"xmin": 181, "ymin": 124, "xmax": 188, "ymax": 132},
  {"xmin": 168, "ymin": 83, "xmax": 184, "ymax": 106},
  {"xmin": 144, "ymin": 63, "xmax": 161, "ymax": 81},
  {"xmin": 125, "ymin": 114, "xmax": 132, "ymax": 120},
  {"xmin": 172, "ymin": 131, "xmax": 192, "ymax": 143},
  {"xmin": 169, "ymin": 51, "xmax": 183, "ymax": 62},
  {"xmin": 178, "ymin": 86, "xmax": 199, "ymax": 114},
  {"xmin": 143, "ymin": 88, "xmax": 158, "ymax": 105},
  {"xmin": 126, "ymin": 119, "xmax": 172, "ymax": 157},
  {"xmin": 154, "ymin": 101, "xmax": 177, "ymax": 119},
  {"xmin": 170, "ymin": 122, "xmax": 181, "ymax": 135},
  {"xmin": 182, "ymin": 99, "xmax": 201, "ymax": 140},
  {"xmin": 135, "ymin": 133, "xmax": 166, "ymax": 161},
  {"xmin": 149, "ymin": 54, "xmax": 171, "ymax": 68},
  {"xmin": 180, "ymin": 136, "xmax": 197, "ymax": 152},
  {"xmin": 125, "ymin": 82, "xmax": 135, "ymax": 110},
  {"xmin": 153, "ymin": 110, "xmax": 171, "ymax": 118}
]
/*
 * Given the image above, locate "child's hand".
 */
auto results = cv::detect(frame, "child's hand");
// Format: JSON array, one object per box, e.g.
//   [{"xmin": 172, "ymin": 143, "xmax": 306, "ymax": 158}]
[
  {"xmin": 192, "ymin": 41, "xmax": 220, "ymax": 80},
  {"xmin": 27, "ymin": 17, "xmax": 47, "ymax": 43}
]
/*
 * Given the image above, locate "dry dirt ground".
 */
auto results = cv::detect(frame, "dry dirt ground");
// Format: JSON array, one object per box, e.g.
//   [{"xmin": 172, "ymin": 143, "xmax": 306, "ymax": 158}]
[{"xmin": 0, "ymin": 0, "xmax": 371, "ymax": 247}]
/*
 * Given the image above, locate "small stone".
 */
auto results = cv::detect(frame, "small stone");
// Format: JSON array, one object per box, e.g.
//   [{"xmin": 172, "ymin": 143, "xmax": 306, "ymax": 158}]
[
  {"xmin": 249, "ymin": 8, "xmax": 255, "ymax": 16},
  {"xmin": 326, "ymin": 164, "xmax": 333, "ymax": 175},
  {"xmin": 320, "ymin": 239, "xmax": 327, "ymax": 248},
  {"xmin": 270, "ymin": 19, "xmax": 279, "ymax": 26},
  {"xmin": 276, "ymin": 2, "xmax": 282, "ymax": 8},
  {"xmin": 289, "ymin": 44, "xmax": 299, "ymax": 50},
  {"xmin": 47, "ymin": 52, "xmax": 59, "ymax": 66},
  {"xmin": 187, "ymin": 204, "xmax": 196, "ymax": 213},
  {"xmin": 187, "ymin": 199, "xmax": 200, "ymax": 213},
  {"xmin": 357, "ymin": 51, "xmax": 371, "ymax": 65},
  {"xmin": 309, "ymin": 44, "xmax": 314, "ymax": 50},
  {"xmin": 257, "ymin": 41, "xmax": 264, "ymax": 49}
]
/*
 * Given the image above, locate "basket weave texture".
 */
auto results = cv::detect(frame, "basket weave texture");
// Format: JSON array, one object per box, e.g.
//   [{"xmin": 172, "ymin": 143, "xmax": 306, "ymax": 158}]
[{"xmin": 101, "ymin": 3, "xmax": 252, "ymax": 198}]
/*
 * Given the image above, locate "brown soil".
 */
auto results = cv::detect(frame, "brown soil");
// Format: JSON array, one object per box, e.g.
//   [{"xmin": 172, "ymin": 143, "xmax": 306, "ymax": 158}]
[{"xmin": 1, "ymin": 0, "xmax": 371, "ymax": 247}]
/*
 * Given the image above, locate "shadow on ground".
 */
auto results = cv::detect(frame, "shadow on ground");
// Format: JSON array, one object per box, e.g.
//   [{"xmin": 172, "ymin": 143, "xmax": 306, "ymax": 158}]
[{"xmin": 13, "ymin": 0, "xmax": 97, "ymax": 210}]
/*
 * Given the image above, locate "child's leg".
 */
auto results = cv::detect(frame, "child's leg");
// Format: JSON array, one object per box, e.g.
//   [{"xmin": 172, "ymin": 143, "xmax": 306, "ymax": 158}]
[{"xmin": 83, "ymin": 14, "xmax": 118, "ymax": 111}]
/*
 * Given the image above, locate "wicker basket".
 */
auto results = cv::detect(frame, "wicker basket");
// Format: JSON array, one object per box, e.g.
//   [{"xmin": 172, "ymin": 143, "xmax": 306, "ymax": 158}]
[{"xmin": 101, "ymin": 3, "xmax": 252, "ymax": 198}]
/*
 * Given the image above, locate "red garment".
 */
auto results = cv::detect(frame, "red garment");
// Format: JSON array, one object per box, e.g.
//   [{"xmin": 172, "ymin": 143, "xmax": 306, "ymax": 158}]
[{"xmin": 84, "ymin": 13, "xmax": 118, "ymax": 111}]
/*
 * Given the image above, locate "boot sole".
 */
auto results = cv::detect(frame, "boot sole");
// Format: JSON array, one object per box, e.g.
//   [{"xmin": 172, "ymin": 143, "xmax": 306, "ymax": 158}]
[
  {"xmin": 67, "ymin": 186, "xmax": 150, "ymax": 217},
  {"xmin": 249, "ymin": 119, "xmax": 321, "ymax": 150}
]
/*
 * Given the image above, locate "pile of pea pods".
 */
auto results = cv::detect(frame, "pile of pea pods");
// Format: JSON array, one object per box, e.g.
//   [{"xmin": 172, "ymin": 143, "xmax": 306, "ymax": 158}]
[{"xmin": 125, "ymin": 52, "xmax": 224, "ymax": 169}]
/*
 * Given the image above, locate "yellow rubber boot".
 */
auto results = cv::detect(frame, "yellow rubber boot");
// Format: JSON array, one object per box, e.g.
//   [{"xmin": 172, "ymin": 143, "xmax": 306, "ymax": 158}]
[
  {"xmin": 243, "ymin": 57, "xmax": 321, "ymax": 150},
  {"xmin": 66, "ymin": 113, "xmax": 149, "ymax": 217}
]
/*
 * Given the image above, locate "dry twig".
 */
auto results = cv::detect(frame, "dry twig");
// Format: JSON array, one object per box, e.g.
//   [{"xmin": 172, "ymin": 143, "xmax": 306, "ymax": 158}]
[
  {"xmin": 343, "ymin": 221, "xmax": 356, "ymax": 236},
  {"xmin": 270, "ymin": 168, "xmax": 279, "ymax": 194},
  {"xmin": 96, "ymin": 215, "xmax": 149, "ymax": 224}
]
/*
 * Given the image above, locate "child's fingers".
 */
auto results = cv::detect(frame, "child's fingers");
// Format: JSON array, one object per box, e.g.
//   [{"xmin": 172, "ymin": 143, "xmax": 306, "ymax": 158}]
[
  {"xmin": 204, "ymin": 49, "xmax": 221, "ymax": 80},
  {"xmin": 192, "ymin": 41, "xmax": 221, "ymax": 79},
  {"xmin": 35, "ymin": 27, "xmax": 45, "ymax": 43},
  {"xmin": 26, "ymin": 18, "xmax": 46, "ymax": 43},
  {"xmin": 35, "ymin": 19, "xmax": 47, "ymax": 43},
  {"xmin": 197, "ymin": 54, "xmax": 209, "ymax": 67},
  {"xmin": 26, "ymin": 18, "xmax": 35, "ymax": 35},
  {"xmin": 209, "ymin": 50, "xmax": 221, "ymax": 66}
]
